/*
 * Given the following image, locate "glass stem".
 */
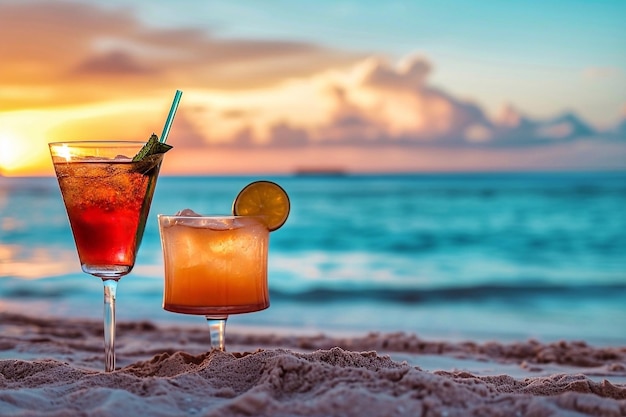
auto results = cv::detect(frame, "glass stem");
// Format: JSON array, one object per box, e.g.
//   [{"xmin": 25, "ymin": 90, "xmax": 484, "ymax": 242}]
[
  {"xmin": 206, "ymin": 316, "xmax": 228, "ymax": 351},
  {"xmin": 103, "ymin": 279, "xmax": 118, "ymax": 372}
]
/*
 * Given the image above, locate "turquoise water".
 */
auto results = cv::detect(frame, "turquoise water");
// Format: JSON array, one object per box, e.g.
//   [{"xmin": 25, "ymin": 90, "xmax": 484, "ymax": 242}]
[{"xmin": 1, "ymin": 172, "xmax": 625, "ymax": 345}]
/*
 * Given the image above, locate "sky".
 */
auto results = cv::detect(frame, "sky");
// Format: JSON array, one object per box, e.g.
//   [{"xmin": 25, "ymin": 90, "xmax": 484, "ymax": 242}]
[{"xmin": 0, "ymin": 0, "xmax": 625, "ymax": 176}]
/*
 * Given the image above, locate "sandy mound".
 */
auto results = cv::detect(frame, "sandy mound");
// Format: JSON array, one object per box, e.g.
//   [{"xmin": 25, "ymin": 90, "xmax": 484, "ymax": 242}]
[{"xmin": 0, "ymin": 312, "xmax": 624, "ymax": 416}]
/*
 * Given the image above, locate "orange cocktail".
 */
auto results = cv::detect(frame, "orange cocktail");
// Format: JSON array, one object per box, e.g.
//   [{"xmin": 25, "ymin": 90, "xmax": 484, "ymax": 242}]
[
  {"xmin": 159, "ymin": 180, "xmax": 289, "ymax": 352},
  {"xmin": 159, "ymin": 215, "xmax": 270, "ymax": 316}
]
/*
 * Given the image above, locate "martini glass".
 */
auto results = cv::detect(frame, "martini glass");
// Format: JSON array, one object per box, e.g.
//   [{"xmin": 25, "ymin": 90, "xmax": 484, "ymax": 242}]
[
  {"xmin": 158, "ymin": 214, "xmax": 270, "ymax": 351},
  {"xmin": 49, "ymin": 141, "xmax": 165, "ymax": 371}
]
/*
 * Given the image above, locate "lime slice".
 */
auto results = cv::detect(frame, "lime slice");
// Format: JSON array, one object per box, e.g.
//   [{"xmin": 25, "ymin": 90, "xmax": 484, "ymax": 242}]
[{"xmin": 232, "ymin": 181, "xmax": 290, "ymax": 231}]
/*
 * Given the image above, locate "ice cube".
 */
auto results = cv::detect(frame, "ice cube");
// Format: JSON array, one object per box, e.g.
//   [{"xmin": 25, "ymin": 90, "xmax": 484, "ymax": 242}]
[
  {"xmin": 176, "ymin": 208, "xmax": 202, "ymax": 216},
  {"xmin": 171, "ymin": 208, "xmax": 204, "ymax": 227}
]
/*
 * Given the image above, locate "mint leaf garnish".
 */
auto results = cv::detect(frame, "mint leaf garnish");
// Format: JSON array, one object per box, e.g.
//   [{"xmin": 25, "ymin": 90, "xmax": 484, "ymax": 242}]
[{"xmin": 132, "ymin": 133, "xmax": 173, "ymax": 161}]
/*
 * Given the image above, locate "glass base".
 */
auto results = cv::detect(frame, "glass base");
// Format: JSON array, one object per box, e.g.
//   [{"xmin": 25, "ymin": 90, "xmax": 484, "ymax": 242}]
[
  {"xmin": 82, "ymin": 264, "xmax": 132, "ymax": 279},
  {"xmin": 103, "ymin": 279, "xmax": 117, "ymax": 372},
  {"xmin": 206, "ymin": 317, "xmax": 227, "ymax": 351}
]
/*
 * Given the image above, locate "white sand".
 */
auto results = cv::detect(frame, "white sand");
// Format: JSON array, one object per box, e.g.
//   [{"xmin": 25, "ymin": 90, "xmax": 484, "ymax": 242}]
[{"xmin": 0, "ymin": 312, "xmax": 624, "ymax": 416}]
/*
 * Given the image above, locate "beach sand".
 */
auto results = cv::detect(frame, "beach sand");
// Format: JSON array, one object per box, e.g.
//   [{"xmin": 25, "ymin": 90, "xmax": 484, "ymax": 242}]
[{"xmin": 0, "ymin": 312, "xmax": 624, "ymax": 416}]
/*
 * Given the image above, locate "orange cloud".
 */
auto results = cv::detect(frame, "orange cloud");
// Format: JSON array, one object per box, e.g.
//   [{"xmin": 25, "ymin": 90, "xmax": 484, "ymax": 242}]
[
  {"xmin": 0, "ymin": 1, "xmax": 358, "ymax": 112},
  {"xmin": 205, "ymin": 54, "xmax": 613, "ymax": 150}
]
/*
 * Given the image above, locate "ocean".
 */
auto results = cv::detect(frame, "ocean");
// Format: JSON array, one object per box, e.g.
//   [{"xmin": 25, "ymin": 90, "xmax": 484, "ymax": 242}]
[{"xmin": 1, "ymin": 172, "xmax": 625, "ymax": 345}]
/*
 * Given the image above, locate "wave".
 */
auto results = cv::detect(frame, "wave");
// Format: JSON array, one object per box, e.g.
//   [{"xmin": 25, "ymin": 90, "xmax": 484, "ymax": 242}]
[
  {"xmin": 3, "ymin": 278, "xmax": 625, "ymax": 307},
  {"xmin": 268, "ymin": 282, "xmax": 626, "ymax": 305}
]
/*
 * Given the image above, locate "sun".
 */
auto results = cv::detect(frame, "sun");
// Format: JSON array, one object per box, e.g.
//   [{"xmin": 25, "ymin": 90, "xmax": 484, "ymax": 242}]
[{"xmin": 0, "ymin": 131, "xmax": 29, "ymax": 173}]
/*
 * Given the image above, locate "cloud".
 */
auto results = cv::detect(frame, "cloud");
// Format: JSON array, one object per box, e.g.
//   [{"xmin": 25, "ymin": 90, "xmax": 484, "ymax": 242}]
[
  {"xmin": 72, "ymin": 50, "xmax": 157, "ymax": 76},
  {"xmin": 312, "ymin": 56, "xmax": 609, "ymax": 148},
  {"xmin": 312, "ymin": 85, "xmax": 387, "ymax": 145},
  {"xmin": 204, "ymin": 55, "xmax": 611, "ymax": 150},
  {"xmin": 1, "ymin": 0, "xmax": 623, "ymax": 173},
  {"xmin": 605, "ymin": 104, "xmax": 626, "ymax": 139},
  {"xmin": 267, "ymin": 123, "xmax": 310, "ymax": 147},
  {"xmin": 0, "ymin": 0, "xmax": 358, "ymax": 111},
  {"xmin": 253, "ymin": 55, "xmax": 494, "ymax": 148},
  {"xmin": 340, "ymin": 56, "xmax": 492, "ymax": 145},
  {"xmin": 166, "ymin": 109, "xmax": 207, "ymax": 148},
  {"xmin": 534, "ymin": 113, "xmax": 594, "ymax": 140},
  {"xmin": 488, "ymin": 107, "xmax": 600, "ymax": 146},
  {"xmin": 361, "ymin": 55, "xmax": 432, "ymax": 91}
]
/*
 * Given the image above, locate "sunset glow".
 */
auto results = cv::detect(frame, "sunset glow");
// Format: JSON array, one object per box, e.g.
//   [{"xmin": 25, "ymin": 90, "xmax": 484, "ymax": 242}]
[
  {"xmin": 0, "ymin": 0, "xmax": 624, "ymax": 176},
  {"xmin": 0, "ymin": 131, "xmax": 23, "ymax": 173}
]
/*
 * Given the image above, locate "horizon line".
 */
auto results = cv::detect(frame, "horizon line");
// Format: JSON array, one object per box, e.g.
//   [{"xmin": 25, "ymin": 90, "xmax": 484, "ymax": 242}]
[{"xmin": 2, "ymin": 168, "xmax": 626, "ymax": 180}]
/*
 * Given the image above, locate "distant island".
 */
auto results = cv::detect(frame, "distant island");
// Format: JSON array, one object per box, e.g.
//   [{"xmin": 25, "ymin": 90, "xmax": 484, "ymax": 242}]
[{"xmin": 293, "ymin": 167, "xmax": 347, "ymax": 176}]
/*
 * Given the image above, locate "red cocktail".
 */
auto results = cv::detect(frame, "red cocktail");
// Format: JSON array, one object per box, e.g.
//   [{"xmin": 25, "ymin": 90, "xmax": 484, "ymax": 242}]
[
  {"xmin": 52, "ymin": 154, "xmax": 162, "ymax": 277},
  {"xmin": 50, "ymin": 141, "xmax": 168, "ymax": 372}
]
